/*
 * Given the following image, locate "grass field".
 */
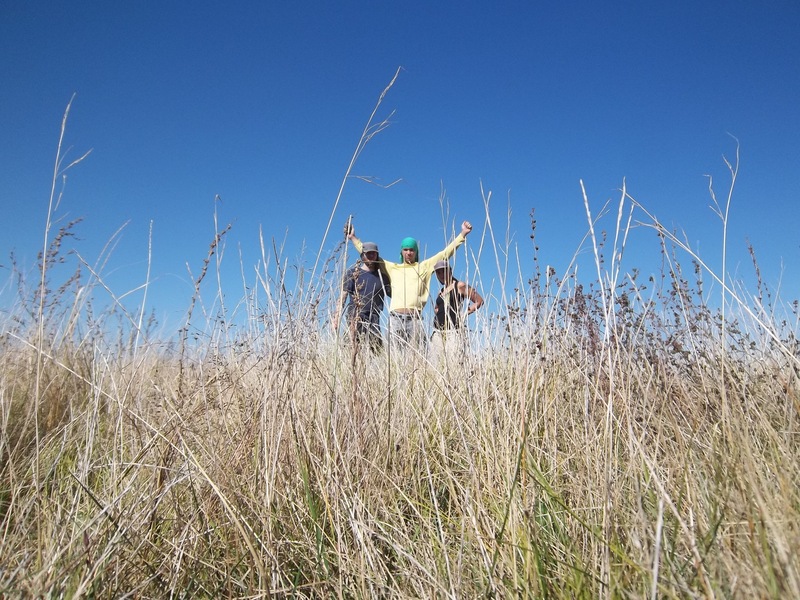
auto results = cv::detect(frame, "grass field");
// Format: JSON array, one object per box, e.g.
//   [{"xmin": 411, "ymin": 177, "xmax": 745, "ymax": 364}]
[{"xmin": 1, "ymin": 103, "xmax": 798, "ymax": 598}]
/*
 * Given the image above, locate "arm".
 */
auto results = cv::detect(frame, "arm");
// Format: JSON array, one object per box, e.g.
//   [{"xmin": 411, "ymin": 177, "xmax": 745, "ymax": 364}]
[
  {"xmin": 345, "ymin": 223, "xmax": 363, "ymax": 253},
  {"xmin": 429, "ymin": 220, "xmax": 474, "ymax": 264},
  {"xmin": 457, "ymin": 280, "xmax": 484, "ymax": 315},
  {"xmin": 345, "ymin": 222, "xmax": 395, "ymax": 275}
]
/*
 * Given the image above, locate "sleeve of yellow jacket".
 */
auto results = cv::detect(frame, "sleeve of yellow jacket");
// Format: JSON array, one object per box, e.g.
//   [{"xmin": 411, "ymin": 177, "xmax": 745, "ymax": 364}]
[{"xmin": 424, "ymin": 233, "xmax": 466, "ymax": 268}]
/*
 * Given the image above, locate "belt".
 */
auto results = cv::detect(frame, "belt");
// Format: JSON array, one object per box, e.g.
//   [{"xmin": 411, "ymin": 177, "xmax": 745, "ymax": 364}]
[{"xmin": 391, "ymin": 311, "xmax": 420, "ymax": 320}]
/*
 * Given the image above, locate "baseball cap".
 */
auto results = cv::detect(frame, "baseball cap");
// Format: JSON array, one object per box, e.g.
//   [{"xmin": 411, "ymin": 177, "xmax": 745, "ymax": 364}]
[
  {"xmin": 434, "ymin": 260, "xmax": 450, "ymax": 271},
  {"xmin": 361, "ymin": 242, "xmax": 379, "ymax": 254}
]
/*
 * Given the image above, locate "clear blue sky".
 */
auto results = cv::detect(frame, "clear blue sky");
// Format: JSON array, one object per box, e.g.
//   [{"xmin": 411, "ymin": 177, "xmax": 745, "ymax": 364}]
[{"xmin": 2, "ymin": 1, "xmax": 799, "ymax": 331}]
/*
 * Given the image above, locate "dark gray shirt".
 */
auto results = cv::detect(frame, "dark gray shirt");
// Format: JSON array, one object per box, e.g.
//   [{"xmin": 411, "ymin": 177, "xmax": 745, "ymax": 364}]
[{"xmin": 343, "ymin": 264, "xmax": 391, "ymax": 324}]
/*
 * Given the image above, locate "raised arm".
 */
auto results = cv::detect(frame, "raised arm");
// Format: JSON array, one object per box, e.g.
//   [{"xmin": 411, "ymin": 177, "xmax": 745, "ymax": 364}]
[
  {"xmin": 344, "ymin": 221, "xmax": 394, "ymax": 274},
  {"xmin": 344, "ymin": 222, "xmax": 363, "ymax": 253},
  {"xmin": 429, "ymin": 220, "xmax": 474, "ymax": 264}
]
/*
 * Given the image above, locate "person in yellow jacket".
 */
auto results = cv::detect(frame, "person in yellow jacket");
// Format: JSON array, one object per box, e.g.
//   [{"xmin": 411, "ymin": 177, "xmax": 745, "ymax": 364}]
[{"xmin": 345, "ymin": 220, "xmax": 473, "ymax": 349}]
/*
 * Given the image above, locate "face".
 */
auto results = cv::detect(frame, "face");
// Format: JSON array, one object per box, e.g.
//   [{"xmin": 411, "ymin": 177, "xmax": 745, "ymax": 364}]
[
  {"xmin": 363, "ymin": 250, "xmax": 379, "ymax": 268},
  {"xmin": 435, "ymin": 268, "xmax": 449, "ymax": 283},
  {"xmin": 401, "ymin": 247, "xmax": 417, "ymax": 264}
]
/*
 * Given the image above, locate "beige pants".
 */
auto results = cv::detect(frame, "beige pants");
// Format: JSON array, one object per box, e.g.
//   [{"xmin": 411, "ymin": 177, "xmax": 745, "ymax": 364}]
[{"xmin": 430, "ymin": 328, "xmax": 467, "ymax": 372}]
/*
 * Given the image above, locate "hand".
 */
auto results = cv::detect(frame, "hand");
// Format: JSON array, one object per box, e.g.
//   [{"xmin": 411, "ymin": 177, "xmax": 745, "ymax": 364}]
[
  {"xmin": 461, "ymin": 220, "xmax": 473, "ymax": 236},
  {"xmin": 343, "ymin": 221, "xmax": 354, "ymax": 238}
]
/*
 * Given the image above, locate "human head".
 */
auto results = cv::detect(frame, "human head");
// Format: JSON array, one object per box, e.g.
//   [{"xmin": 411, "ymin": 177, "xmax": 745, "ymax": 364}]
[
  {"xmin": 400, "ymin": 237, "xmax": 419, "ymax": 264},
  {"xmin": 434, "ymin": 259, "xmax": 452, "ymax": 283},
  {"xmin": 361, "ymin": 241, "xmax": 380, "ymax": 268}
]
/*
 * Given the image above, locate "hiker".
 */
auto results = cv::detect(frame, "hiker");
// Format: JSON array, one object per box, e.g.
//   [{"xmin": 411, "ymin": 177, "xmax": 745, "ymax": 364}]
[
  {"xmin": 345, "ymin": 220, "xmax": 474, "ymax": 349},
  {"xmin": 430, "ymin": 259, "xmax": 484, "ymax": 366},
  {"xmin": 333, "ymin": 241, "xmax": 391, "ymax": 352}
]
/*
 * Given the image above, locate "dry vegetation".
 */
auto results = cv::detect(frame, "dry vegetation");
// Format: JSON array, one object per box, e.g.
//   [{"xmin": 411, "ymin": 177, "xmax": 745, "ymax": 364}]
[{"xmin": 1, "ymin": 98, "xmax": 798, "ymax": 598}]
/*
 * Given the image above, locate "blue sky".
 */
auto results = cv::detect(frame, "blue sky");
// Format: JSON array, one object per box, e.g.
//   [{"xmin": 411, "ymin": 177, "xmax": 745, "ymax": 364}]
[{"xmin": 2, "ymin": 1, "xmax": 799, "ymax": 332}]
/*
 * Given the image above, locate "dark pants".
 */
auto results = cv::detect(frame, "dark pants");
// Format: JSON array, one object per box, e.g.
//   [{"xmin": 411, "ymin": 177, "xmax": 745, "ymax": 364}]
[{"xmin": 348, "ymin": 318, "xmax": 384, "ymax": 352}]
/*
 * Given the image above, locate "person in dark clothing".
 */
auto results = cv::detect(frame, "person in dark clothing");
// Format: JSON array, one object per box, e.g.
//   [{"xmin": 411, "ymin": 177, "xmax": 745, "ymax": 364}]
[
  {"xmin": 334, "ymin": 241, "xmax": 391, "ymax": 351},
  {"xmin": 431, "ymin": 259, "xmax": 483, "ymax": 364}
]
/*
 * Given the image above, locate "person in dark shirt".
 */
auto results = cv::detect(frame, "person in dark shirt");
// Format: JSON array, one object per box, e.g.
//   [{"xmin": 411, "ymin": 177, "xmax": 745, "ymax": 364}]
[
  {"xmin": 334, "ymin": 241, "xmax": 391, "ymax": 352},
  {"xmin": 431, "ymin": 259, "xmax": 483, "ymax": 365}
]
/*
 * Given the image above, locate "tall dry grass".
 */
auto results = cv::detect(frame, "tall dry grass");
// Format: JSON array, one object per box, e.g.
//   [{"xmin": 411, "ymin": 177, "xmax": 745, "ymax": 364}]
[{"xmin": 1, "ymin": 98, "xmax": 798, "ymax": 598}]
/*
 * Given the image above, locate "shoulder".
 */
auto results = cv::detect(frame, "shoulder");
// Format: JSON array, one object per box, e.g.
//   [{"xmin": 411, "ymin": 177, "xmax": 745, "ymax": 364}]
[{"xmin": 420, "ymin": 257, "xmax": 437, "ymax": 270}]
